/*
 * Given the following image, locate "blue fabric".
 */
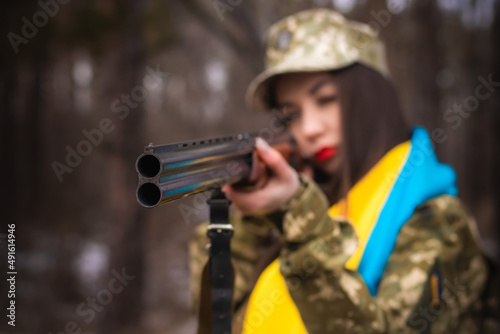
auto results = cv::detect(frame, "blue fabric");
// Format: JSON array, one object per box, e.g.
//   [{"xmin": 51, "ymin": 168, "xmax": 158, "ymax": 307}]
[{"xmin": 358, "ymin": 126, "xmax": 458, "ymax": 296}]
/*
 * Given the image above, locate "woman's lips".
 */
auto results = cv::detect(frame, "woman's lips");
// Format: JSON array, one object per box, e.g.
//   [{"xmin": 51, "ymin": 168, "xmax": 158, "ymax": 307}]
[{"xmin": 314, "ymin": 147, "xmax": 338, "ymax": 162}]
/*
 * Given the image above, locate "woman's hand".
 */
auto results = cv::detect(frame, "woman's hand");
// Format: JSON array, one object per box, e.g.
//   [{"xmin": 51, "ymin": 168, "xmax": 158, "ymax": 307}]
[{"xmin": 221, "ymin": 137, "xmax": 300, "ymax": 215}]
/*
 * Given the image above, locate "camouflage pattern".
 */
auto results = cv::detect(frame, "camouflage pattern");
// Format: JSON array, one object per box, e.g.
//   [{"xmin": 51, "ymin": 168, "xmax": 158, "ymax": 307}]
[
  {"xmin": 189, "ymin": 173, "xmax": 496, "ymax": 333},
  {"xmin": 189, "ymin": 208, "xmax": 278, "ymax": 314},
  {"xmin": 246, "ymin": 9, "xmax": 390, "ymax": 112}
]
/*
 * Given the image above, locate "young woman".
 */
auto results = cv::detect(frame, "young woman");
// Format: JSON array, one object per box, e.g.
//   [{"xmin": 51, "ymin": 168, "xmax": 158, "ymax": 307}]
[{"xmin": 189, "ymin": 8, "xmax": 496, "ymax": 333}]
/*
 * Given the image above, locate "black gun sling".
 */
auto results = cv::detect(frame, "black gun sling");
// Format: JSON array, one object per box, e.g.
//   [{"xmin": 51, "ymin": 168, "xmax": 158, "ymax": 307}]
[{"xmin": 197, "ymin": 189, "xmax": 234, "ymax": 334}]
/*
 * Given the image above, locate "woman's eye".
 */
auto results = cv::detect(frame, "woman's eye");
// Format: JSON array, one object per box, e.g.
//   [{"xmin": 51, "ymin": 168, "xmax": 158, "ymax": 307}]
[
  {"xmin": 283, "ymin": 112, "xmax": 300, "ymax": 123},
  {"xmin": 317, "ymin": 95, "xmax": 338, "ymax": 105}
]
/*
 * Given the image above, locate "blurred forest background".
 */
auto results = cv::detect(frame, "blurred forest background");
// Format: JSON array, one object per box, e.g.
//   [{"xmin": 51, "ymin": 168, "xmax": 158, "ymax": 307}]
[{"xmin": 1, "ymin": 0, "xmax": 499, "ymax": 333}]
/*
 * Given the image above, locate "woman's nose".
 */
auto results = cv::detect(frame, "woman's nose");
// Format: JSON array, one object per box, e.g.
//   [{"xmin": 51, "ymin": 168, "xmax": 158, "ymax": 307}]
[{"xmin": 300, "ymin": 107, "xmax": 324, "ymax": 140}]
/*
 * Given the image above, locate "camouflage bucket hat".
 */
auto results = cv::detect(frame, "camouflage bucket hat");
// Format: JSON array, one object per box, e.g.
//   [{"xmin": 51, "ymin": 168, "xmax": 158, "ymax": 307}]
[{"xmin": 246, "ymin": 8, "xmax": 390, "ymax": 112}]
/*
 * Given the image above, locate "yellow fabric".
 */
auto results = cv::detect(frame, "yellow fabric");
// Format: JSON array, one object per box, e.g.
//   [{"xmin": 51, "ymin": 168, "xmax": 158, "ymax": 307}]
[
  {"xmin": 242, "ymin": 259, "xmax": 307, "ymax": 334},
  {"xmin": 242, "ymin": 140, "xmax": 411, "ymax": 333},
  {"xmin": 329, "ymin": 140, "xmax": 411, "ymax": 269}
]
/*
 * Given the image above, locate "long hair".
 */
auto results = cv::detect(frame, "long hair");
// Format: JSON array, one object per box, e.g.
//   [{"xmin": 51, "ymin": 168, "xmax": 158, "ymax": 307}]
[
  {"xmin": 271, "ymin": 63, "xmax": 412, "ymax": 205},
  {"xmin": 323, "ymin": 63, "xmax": 412, "ymax": 205}
]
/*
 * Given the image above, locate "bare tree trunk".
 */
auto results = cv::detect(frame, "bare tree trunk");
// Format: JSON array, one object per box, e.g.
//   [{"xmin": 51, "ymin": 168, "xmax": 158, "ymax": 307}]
[
  {"xmin": 101, "ymin": 1, "xmax": 147, "ymax": 332},
  {"xmin": 0, "ymin": 0, "xmax": 21, "ymax": 233},
  {"xmin": 410, "ymin": 0, "xmax": 444, "ymax": 133},
  {"xmin": 491, "ymin": 2, "xmax": 500, "ymax": 260}
]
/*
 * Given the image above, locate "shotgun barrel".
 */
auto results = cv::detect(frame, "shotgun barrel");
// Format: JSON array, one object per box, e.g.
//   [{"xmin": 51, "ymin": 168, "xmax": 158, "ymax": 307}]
[{"xmin": 136, "ymin": 130, "xmax": 301, "ymax": 207}]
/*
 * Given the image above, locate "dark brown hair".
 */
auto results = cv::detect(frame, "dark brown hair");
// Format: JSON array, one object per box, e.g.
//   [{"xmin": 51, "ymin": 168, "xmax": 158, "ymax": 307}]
[{"xmin": 271, "ymin": 63, "xmax": 412, "ymax": 205}]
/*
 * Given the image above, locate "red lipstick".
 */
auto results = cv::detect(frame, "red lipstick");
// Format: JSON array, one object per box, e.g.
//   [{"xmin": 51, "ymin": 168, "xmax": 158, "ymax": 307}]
[{"xmin": 314, "ymin": 147, "xmax": 338, "ymax": 162}]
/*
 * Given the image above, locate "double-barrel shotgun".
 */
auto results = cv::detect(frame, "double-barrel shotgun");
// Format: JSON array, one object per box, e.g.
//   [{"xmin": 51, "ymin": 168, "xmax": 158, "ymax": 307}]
[{"xmin": 135, "ymin": 129, "xmax": 306, "ymax": 207}]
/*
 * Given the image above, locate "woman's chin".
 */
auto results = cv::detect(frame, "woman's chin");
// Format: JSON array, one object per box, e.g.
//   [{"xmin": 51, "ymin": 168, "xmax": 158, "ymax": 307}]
[{"xmin": 315, "ymin": 155, "xmax": 341, "ymax": 175}]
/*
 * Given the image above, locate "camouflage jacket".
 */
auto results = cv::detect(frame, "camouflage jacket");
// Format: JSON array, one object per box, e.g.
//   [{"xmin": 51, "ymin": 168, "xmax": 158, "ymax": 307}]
[{"xmin": 189, "ymin": 173, "xmax": 497, "ymax": 333}]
